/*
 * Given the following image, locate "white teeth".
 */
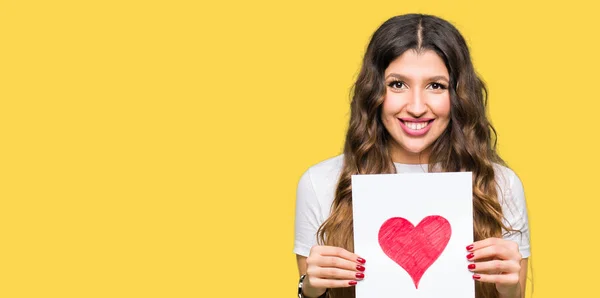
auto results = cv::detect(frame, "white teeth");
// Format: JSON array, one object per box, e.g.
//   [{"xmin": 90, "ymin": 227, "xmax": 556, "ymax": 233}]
[{"xmin": 405, "ymin": 121, "xmax": 428, "ymax": 130}]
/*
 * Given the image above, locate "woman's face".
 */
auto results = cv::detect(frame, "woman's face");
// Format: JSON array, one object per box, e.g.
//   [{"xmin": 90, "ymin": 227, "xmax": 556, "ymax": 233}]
[{"xmin": 381, "ymin": 49, "xmax": 451, "ymax": 164}]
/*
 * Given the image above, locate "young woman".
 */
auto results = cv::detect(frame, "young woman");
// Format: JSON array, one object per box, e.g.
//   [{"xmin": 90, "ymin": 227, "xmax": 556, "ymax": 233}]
[{"xmin": 294, "ymin": 14, "xmax": 530, "ymax": 298}]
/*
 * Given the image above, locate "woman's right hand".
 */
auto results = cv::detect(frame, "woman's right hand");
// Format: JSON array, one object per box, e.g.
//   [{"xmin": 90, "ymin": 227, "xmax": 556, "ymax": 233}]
[{"xmin": 303, "ymin": 245, "xmax": 366, "ymax": 296}]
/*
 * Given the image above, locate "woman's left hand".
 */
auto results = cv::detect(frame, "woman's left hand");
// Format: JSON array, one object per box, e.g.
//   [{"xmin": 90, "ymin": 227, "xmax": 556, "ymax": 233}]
[{"xmin": 466, "ymin": 238, "xmax": 522, "ymax": 296}]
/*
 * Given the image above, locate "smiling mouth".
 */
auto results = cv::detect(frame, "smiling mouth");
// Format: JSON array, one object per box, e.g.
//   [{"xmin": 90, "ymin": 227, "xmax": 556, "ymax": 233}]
[{"xmin": 399, "ymin": 119, "xmax": 434, "ymax": 130}]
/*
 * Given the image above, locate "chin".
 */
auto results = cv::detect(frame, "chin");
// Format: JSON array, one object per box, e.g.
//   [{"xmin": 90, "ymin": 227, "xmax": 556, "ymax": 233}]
[
  {"xmin": 405, "ymin": 149, "xmax": 427, "ymax": 156},
  {"xmin": 402, "ymin": 146, "xmax": 427, "ymax": 156},
  {"xmin": 401, "ymin": 143, "xmax": 430, "ymax": 155}
]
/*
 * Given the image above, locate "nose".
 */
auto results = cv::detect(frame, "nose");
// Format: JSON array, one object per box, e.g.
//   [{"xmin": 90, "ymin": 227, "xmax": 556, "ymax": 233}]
[{"xmin": 406, "ymin": 89, "xmax": 427, "ymax": 117}]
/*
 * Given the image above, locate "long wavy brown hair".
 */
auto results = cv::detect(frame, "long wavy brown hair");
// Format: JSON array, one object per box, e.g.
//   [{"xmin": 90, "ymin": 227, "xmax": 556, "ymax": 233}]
[{"xmin": 317, "ymin": 14, "xmax": 515, "ymax": 298}]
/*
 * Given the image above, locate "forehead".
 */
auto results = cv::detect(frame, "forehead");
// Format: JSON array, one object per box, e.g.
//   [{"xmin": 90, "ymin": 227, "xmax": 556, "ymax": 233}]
[{"xmin": 384, "ymin": 49, "xmax": 449, "ymax": 78}]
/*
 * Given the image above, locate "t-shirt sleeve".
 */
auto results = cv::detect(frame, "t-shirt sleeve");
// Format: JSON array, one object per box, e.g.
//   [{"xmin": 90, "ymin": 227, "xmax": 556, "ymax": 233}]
[
  {"xmin": 294, "ymin": 169, "xmax": 322, "ymax": 257},
  {"xmin": 501, "ymin": 169, "xmax": 531, "ymax": 258}
]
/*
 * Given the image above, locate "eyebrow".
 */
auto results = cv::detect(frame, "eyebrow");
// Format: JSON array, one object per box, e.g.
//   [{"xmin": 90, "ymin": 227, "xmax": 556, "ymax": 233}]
[{"xmin": 385, "ymin": 73, "xmax": 449, "ymax": 83}]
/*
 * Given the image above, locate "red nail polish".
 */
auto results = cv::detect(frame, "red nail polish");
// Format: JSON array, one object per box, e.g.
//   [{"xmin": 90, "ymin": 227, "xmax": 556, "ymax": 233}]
[
  {"xmin": 356, "ymin": 265, "xmax": 365, "ymax": 272},
  {"xmin": 466, "ymin": 244, "xmax": 474, "ymax": 251},
  {"xmin": 356, "ymin": 272, "xmax": 365, "ymax": 279},
  {"xmin": 466, "ymin": 253, "xmax": 474, "ymax": 259},
  {"xmin": 468, "ymin": 264, "xmax": 476, "ymax": 270},
  {"xmin": 357, "ymin": 257, "xmax": 366, "ymax": 264},
  {"xmin": 349, "ymin": 280, "xmax": 358, "ymax": 286},
  {"xmin": 473, "ymin": 274, "xmax": 481, "ymax": 280}
]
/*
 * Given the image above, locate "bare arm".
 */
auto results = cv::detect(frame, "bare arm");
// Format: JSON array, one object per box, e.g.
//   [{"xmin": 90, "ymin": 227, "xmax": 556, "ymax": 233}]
[{"xmin": 297, "ymin": 254, "xmax": 308, "ymax": 276}]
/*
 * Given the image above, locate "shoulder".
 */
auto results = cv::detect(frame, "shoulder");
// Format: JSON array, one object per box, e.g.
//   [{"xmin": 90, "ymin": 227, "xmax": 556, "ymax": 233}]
[
  {"xmin": 297, "ymin": 154, "xmax": 344, "ymax": 207},
  {"xmin": 302, "ymin": 154, "xmax": 344, "ymax": 181},
  {"xmin": 492, "ymin": 163, "xmax": 527, "ymax": 216},
  {"xmin": 298, "ymin": 154, "xmax": 344, "ymax": 192},
  {"xmin": 300, "ymin": 155, "xmax": 344, "ymax": 187},
  {"xmin": 492, "ymin": 163, "xmax": 525, "ymax": 202}
]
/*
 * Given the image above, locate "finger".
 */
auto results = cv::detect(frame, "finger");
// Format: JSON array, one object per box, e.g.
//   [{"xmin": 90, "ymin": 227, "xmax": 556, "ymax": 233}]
[
  {"xmin": 308, "ymin": 267, "xmax": 365, "ymax": 282},
  {"xmin": 316, "ymin": 256, "xmax": 364, "ymax": 271},
  {"xmin": 469, "ymin": 238, "xmax": 503, "ymax": 251},
  {"xmin": 308, "ymin": 277, "xmax": 361, "ymax": 288},
  {"xmin": 470, "ymin": 238, "xmax": 520, "ymax": 255},
  {"xmin": 472, "ymin": 273, "xmax": 519, "ymax": 285},
  {"xmin": 467, "ymin": 245, "xmax": 518, "ymax": 261},
  {"xmin": 468, "ymin": 259, "xmax": 520, "ymax": 274},
  {"xmin": 313, "ymin": 246, "xmax": 365, "ymax": 263}
]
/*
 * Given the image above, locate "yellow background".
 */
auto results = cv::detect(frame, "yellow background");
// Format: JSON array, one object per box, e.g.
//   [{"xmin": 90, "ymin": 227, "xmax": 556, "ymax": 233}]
[{"xmin": 1, "ymin": 0, "xmax": 598, "ymax": 297}]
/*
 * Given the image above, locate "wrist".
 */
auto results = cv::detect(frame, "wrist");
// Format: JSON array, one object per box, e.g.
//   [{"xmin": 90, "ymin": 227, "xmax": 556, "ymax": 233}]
[
  {"xmin": 302, "ymin": 289, "xmax": 327, "ymax": 298},
  {"xmin": 299, "ymin": 275, "xmax": 327, "ymax": 298},
  {"xmin": 497, "ymin": 283, "xmax": 521, "ymax": 298}
]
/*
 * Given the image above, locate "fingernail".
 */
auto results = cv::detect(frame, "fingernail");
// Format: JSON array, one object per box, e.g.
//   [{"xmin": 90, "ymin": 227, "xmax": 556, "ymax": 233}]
[
  {"xmin": 356, "ymin": 265, "xmax": 365, "ymax": 272},
  {"xmin": 472, "ymin": 274, "xmax": 481, "ymax": 280},
  {"xmin": 468, "ymin": 264, "xmax": 476, "ymax": 270},
  {"xmin": 356, "ymin": 272, "xmax": 365, "ymax": 279},
  {"xmin": 466, "ymin": 244, "xmax": 474, "ymax": 251},
  {"xmin": 349, "ymin": 280, "xmax": 358, "ymax": 286},
  {"xmin": 357, "ymin": 257, "xmax": 366, "ymax": 264},
  {"xmin": 466, "ymin": 253, "xmax": 474, "ymax": 259}
]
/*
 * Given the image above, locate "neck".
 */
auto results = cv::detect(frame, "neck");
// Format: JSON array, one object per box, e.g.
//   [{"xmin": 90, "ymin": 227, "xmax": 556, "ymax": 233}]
[{"xmin": 389, "ymin": 144, "xmax": 430, "ymax": 164}]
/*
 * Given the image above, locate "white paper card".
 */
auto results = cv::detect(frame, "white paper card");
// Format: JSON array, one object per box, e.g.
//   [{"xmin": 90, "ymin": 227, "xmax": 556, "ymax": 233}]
[{"xmin": 352, "ymin": 172, "xmax": 474, "ymax": 298}]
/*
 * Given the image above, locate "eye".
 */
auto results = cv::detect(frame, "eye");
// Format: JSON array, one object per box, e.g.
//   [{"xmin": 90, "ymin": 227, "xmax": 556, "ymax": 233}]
[
  {"xmin": 428, "ymin": 82, "xmax": 448, "ymax": 90},
  {"xmin": 388, "ymin": 80, "xmax": 407, "ymax": 90}
]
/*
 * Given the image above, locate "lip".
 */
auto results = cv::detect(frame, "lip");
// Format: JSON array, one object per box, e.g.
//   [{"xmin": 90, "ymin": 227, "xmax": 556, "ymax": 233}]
[
  {"xmin": 399, "ymin": 117, "xmax": 434, "ymax": 123},
  {"xmin": 398, "ymin": 118, "xmax": 434, "ymax": 136}
]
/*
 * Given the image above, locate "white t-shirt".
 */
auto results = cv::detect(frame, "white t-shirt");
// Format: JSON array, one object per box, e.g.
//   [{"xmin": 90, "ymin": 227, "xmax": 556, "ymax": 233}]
[{"xmin": 293, "ymin": 155, "xmax": 530, "ymax": 258}]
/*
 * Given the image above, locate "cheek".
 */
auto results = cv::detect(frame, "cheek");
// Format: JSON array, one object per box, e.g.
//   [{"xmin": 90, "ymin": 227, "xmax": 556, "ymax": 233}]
[
  {"xmin": 382, "ymin": 93, "xmax": 404, "ymax": 116},
  {"xmin": 431, "ymin": 94, "xmax": 451, "ymax": 118}
]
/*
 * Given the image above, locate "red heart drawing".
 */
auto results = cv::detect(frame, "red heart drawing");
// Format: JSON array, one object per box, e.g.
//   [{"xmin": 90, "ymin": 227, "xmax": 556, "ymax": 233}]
[{"xmin": 378, "ymin": 215, "xmax": 452, "ymax": 289}]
